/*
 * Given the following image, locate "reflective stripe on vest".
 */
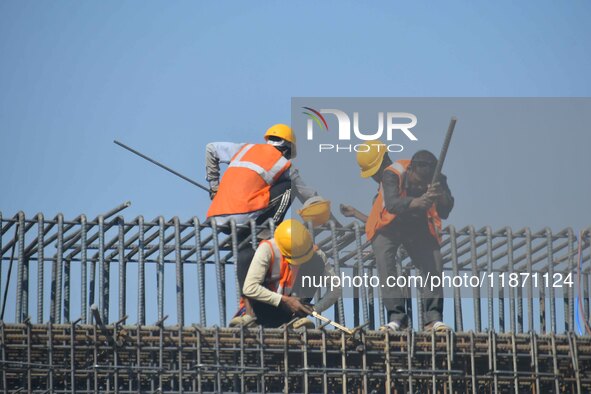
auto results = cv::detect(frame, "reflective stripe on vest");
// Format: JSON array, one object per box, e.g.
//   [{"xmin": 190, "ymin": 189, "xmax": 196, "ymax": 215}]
[
  {"xmin": 365, "ymin": 160, "xmax": 442, "ymax": 242},
  {"xmin": 206, "ymin": 144, "xmax": 291, "ymax": 218},
  {"xmin": 229, "ymin": 144, "xmax": 290, "ymax": 185},
  {"xmin": 262, "ymin": 239, "xmax": 298, "ymax": 296}
]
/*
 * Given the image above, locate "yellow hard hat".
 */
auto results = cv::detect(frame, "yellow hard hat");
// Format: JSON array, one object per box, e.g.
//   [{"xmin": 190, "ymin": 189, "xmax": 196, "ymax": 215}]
[
  {"xmin": 264, "ymin": 124, "xmax": 296, "ymax": 144},
  {"xmin": 356, "ymin": 140, "xmax": 387, "ymax": 178},
  {"xmin": 298, "ymin": 196, "xmax": 331, "ymax": 227},
  {"xmin": 274, "ymin": 219, "xmax": 314, "ymax": 266},
  {"xmin": 265, "ymin": 124, "xmax": 297, "ymax": 158}
]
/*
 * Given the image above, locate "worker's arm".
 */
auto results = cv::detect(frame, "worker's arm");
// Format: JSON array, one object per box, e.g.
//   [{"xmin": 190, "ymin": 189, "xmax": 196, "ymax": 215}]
[
  {"xmin": 340, "ymin": 204, "xmax": 368, "ymax": 223},
  {"xmin": 313, "ymin": 250, "xmax": 343, "ymax": 313},
  {"xmin": 242, "ymin": 242, "xmax": 283, "ymax": 307},
  {"xmin": 289, "ymin": 167, "xmax": 319, "ymax": 203},
  {"xmin": 382, "ymin": 171, "xmax": 415, "ymax": 215},
  {"xmin": 205, "ymin": 142, "xmax": 245, "ymax": 196}
]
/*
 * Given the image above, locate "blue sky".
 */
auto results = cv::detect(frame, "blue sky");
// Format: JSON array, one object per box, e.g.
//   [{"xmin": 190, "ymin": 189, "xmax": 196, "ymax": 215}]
[
  {"xmin": 1, "ymin": 1, "xmax": 590, "ymax": 221},
  {"xmin": 1, "ymin": 1, "xmax": 590, "ymax": 328}
]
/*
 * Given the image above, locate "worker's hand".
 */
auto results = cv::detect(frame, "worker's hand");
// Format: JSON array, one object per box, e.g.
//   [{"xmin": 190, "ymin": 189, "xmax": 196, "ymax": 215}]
[
  {"xmin": 425, "ymin": 182, "xmax": 443, "ymax": 201},
  {"xmin": 209, "ymin": 184, "xmax": 218, "ymax": 200},
  {"xmin": 340, "ymin": 204, "xmax": 357, "ymax": 217},
  {"xmin": 409, "ymin": 195, "xmax": 433, "ymax": 211},
  {"xmin": 280, "ymin": 295, "xmax": 314, "ymax": 317}
]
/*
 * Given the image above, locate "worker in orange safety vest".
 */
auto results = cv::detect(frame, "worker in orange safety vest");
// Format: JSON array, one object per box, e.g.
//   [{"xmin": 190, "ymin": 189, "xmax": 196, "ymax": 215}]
[
  {"xmin": 205, "ymin": 124, "xmax": 318, "ymax": 229},
  {"xmin": 342, "ymin": 140, "xmax": 454, "ymax": 332}
]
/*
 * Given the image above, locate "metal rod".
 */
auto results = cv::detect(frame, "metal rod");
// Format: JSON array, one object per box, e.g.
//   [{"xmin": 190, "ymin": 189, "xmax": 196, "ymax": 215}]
[{"xmin": 114, "ymin": 140, "xmax": 211, "ymax": 192}]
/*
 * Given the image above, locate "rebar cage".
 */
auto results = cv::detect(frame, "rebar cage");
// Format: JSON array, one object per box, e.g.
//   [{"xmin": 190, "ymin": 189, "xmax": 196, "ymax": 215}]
[{"xmin": 1, "ymin": 207, "xmax": 591, "ymax": 392}]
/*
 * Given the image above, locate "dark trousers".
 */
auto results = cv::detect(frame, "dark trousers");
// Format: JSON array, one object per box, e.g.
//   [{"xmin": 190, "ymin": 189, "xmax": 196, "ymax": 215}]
[
  {"xmin": 372, "ymin": 222, "xmax": 444, "ymax": 326},
  {"xmin": 232, "ymin": 178, "xmax": 292, "ymax": 245}
]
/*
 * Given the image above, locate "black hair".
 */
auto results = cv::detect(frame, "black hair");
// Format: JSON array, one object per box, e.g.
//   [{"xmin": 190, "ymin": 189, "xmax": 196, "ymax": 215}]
[{"xmin": 410, "ymin": 150, "xmax": 437, "ymax": 167}]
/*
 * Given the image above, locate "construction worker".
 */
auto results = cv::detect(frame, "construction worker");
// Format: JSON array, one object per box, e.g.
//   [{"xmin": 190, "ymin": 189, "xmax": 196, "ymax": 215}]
[
  {"xmin": 351, "ymin": 140, "xmax": 454, "ymax": 332},
  {"xmin": 235, "ymin": 219, "xmax": 342, "ymax": 328},
  {"xmin": 230, "ymin": 195, "xmax": 333, "ymax": 326},
  {"xmin": 205, "ymin": 124, "xmax": 318, "ymax": 229}
]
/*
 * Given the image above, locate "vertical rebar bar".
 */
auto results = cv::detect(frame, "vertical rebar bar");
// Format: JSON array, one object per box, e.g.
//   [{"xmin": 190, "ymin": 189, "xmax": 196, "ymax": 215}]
[
  {"xmin": 469, "ymin": 331, "xmax": 476, "ymax": 394},
  {"xmin": 259, "ymin": 326, "xmax": 266, "ymax": 393},
  {"xmin": 491, "ymin": 330, "xmax": 499, "ymax": 392},
  {"xmin": 37, "ymin": 213, "xmax": 45, "ymax": 324},
  {"xmin": 340, "ymin": 331, "xmax": 347, "ymax": 394},
  {"xmin": 469, "ymin": 227, "xmax": 481, "ymax": 332},
  {"xmin": 431, "ymin": 329, "xmax": 436, "ymax": 393},
  {"xmin": 526, "ymin": 228, "xmax": 534, "ymax": 332},
  {"xmin": 99, "ymin": 215, "xmax": 108, "ymax": 323},
  {"xmin": 70, "ymin": 320, "xmax": 77, "ymax": 394},
  {"xmin": 531, "ymin": 331, "xmax": 540, "ymax": 392},
  {"xmin": 568, "ymin": 331, "xmax": 582, "ymax": 394},
  {"xmin": 26, "ymin": 319, "xmax": 31, "ymax": 391},
  {"xmin": 0, "ymin": 322, "xmax": 6, "ymax": 390},
  {"xmin": 81, "ymin": 215, "xmax": 88, "ymax": 324},
  {"xmin": 48, "ymin": 321, "xmax": 54, "ymax": 389},
  {"xmin": 211, "ymin": 220, "xmax": 225, "ymax": 326},
  {"xmin": 384, "ymin": 330, "xmax": 391, "ymax": 394},
  {"xmin": 118, "ymin": 217, "xmax": 126, "ymax": 321},
  {"xmin": 511, "ymin": 331, "xmax": 518, "ymax": 393},
  {"xmin": 303, "ymin": 327, "xmax": 309, "ymax": 394},
  {"xmin": 174, "ymin": 217, "xmax": 185, "ymax": 327},
  {"xmin": 407, "ymin": 330, "xmax": 414, "ymax": 394},
  {"xmin": 56, "ymin": 214, "xmax": 65, "ymax": 324},
  {"xmin": 449, "ymin": 226, "xmax": 463, "ymax": 331},
  {"xmin": 157, "ymin": 216, "xmax": 165, "ymax": 323},
  {"xmin": 178, "ymin": 325, "xmax": 184, "ymax": 394},
  {"xmin": 194, "ymin": 218, "xmax": 206, "ymax": 326},
  {"xmin": 0, "ymin": 213, "xmax": 2, "ymax": 312},
  {"xmin": 567, "ymin": 228, "xmax": 575, "ymax": 332},
  {"xmin": 507, "ymin": 228, "xmax": 515, "ymax": 334},
  {"xmin": 329, "ymin": 221, "xmax": 346, "ymax": 325},
  {"xmin": 353, "ymin": 223, "xmax": 368, "ymax": 326},
  {"xmin": 137, "ymin": 216, "xmax": 145, "ymax": 325},
  {"xmin": 486, "ymin": 226, "xmax": 494, "ymax": 330},
  {"xmin": 15, "ymin": 212, "xmax": 25, "ymax": 322},
  {"xmin": 230, "ymin": 219, "xmax": 241, "ymax": 306},
  {"xmin": 547, "ymin": 228, "xmax": 557, "ymax": 333},
  {"xmin": 551, "ymin": 333, "xmax": 560, "ymax": 393},
  {"xmin": 64, "ymin": 256, "xmax": 70, "ymax": 323}
]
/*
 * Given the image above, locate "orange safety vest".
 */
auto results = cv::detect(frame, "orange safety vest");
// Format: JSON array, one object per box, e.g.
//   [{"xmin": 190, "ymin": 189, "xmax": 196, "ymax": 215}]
[
  {"xmin": 365, "ymin": 159, "xmax": 442, "ymax": 243},
  {"xmin": 207, "ymin": 144, "xmax": 291, "ymax": 218}
]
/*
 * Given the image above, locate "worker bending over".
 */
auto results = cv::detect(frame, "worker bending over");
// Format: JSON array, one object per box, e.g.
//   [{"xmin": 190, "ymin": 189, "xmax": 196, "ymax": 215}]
[
  {"xmin": 237, "ymin": 219, "xmax": 342, "ymax": 328},
  {"xmin": 205, "ymin": 124, "xmax": 318, "ymax": 229},
  {"xmin": 354, "ymin": 141, "xmax": 454, "ymax": 332}
]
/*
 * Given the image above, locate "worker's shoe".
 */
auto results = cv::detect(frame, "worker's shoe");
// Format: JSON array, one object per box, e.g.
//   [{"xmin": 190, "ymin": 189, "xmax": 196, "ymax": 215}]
[
  {"xmin": 292, "ymin": 317, "xmax": 315, "ymax": 329},
  {"xmin": 423, "ymin": 321, "xmax": 452, "ymax": 332},
  {"xmin": 379, "ymin": 321, "xmax": 407, "ymax": 332},
  {"xmin": 229, "ymin": 314, "xmax": 258, "ymax": 327}
]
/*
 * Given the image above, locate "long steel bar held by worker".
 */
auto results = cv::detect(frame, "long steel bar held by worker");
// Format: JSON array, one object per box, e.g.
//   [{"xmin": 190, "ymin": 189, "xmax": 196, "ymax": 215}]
[{"xmin": 114, "ymin": 140, "xmax": 211, "ymax": 192}]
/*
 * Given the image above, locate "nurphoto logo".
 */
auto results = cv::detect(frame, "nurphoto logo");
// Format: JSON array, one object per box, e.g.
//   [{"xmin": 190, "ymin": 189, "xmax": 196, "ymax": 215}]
[{"xmin": 302, "ymin": 107, "xmax": 418, "ymax": 153}]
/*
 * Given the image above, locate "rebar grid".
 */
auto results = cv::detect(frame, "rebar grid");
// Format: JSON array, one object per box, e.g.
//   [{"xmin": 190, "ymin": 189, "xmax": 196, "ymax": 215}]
[
  {"xmin": 1, "ymin": 210, "xmax": 590, "ymax": 333},
  {"xmin": 1, "ymin": 322, "xmax": 591, "ymax": 393}
]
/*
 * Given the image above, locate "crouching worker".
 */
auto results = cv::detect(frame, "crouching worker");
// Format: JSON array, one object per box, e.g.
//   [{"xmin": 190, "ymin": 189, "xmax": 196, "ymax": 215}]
[{"xmin": 236, "ymin": 219, "xmax": 341, "ymax": 328}]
